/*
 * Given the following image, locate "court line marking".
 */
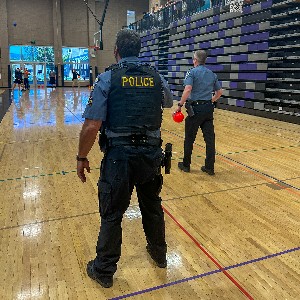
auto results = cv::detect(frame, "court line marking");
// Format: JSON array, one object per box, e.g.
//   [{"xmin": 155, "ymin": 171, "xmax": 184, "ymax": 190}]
[
  {"xmin": 163, "ymin": 129, "xmax": 300, "ymax": 194},
  {"xmin": 0, "ymin": 178, "xmax": 285, "ymax": 231},
  {"xmin": 163, "ymin": 207, "xmax": 254, "ymax": 299},
  {"xmin": 109, "ymin": 246, "xmax": 300, "ymax": 300},
  {"xmin": 216, "ymin": 111, "xmax": 300, "ymax": 134}
]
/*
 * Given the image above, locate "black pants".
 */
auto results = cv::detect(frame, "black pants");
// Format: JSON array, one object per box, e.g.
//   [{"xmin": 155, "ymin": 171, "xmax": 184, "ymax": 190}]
[
  {"xmin": 24, "ymin": 78, "xmax": 29, "ymax": 89},
  {"xmin": 183, "ymin": 102, "xmax": 215, "ymax": 170},
  {"xmin": 94, "ymin": 145, "xmax": 167, "ymax": 277}
]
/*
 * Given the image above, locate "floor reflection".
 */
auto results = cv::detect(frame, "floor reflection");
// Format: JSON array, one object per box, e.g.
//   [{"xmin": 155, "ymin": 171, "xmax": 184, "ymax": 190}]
[{"xmin": 11, "ymin": 88, "xmax": 89, "ymax": 129}]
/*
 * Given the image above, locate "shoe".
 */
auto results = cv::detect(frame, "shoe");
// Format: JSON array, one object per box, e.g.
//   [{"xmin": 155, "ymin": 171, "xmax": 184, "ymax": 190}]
[
  {"xmin": 146, "ymin": 245, "xmax": 167, "ymax": 268},
  {"xmin": 86, "ymin": 260, "xmax": 113, "ymax": 288},
  {"xmin": 178, "ymin": 162, "xmax": 190, "ymax": 173},
  {"xmin": 201, "ymin": 166, "xmax": 215, "ymax": 176}
]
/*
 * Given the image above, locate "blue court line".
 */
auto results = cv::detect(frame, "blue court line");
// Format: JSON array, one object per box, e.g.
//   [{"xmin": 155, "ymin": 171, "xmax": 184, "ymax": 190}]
[{"xmin": 109, "ymin": 246, "xmax": 300, "ymax": 300}]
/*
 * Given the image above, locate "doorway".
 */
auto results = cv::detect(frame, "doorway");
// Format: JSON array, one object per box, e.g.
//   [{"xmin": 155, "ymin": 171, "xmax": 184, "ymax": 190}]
[{"xmin": 11, "ymin": 63, "xmax": 50, "ymax": 88}]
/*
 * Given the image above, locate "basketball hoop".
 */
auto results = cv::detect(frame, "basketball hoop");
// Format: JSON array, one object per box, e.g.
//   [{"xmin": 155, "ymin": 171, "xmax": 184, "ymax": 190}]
[
  {"xmin": 89, "ymin": 45, "xmax": 100, "ymax": 58},
  {"xmin": 89, "ymin": 45, "xmax": 100, "ymax": 51}
]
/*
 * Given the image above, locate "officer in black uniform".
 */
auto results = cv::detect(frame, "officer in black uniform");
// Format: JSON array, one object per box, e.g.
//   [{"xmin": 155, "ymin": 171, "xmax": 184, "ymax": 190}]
[
  {"xmin": 175, "ymin": 50, "xmax": 223, "ymax": 175},
  {"xmin": 76, "ymin": 29, "xmax": 173, "ymax": 288}
]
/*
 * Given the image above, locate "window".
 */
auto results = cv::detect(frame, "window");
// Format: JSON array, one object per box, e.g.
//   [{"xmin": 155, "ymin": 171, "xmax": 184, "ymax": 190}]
[
  {"xmin": 127, "ymin": 10, "xmax": 135, "ymax": 26},
  {"xmin": 62, "ymin": 47, "xmax": 89, "ymax": 81},
  {"xmin": 10, "ymin": 45, "xmax": 54, "ymax": 63}
]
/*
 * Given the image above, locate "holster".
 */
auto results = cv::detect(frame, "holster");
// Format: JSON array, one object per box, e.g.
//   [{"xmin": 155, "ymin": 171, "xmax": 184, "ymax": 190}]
[
  {"xmin": 99, "ymin": 127, "xmax": 108, "ymax": 153},
  {"xmin": 185, "ymin": 101, "xmax": 195, "ymax": 117}
]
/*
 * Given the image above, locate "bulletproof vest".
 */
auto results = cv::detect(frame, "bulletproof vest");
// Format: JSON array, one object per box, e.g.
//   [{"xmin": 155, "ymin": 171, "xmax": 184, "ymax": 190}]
[{"xmin": 107, "ymin": 63, "xmax": 163, "ymax": 135}]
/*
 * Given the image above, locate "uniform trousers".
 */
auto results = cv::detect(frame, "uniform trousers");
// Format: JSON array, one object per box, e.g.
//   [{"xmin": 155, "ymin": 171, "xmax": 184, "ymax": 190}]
[
  {"xmin": 94, "ymin": 145, "xmax": 167, "ymax": 277},
  {"xmin": 183, "ymin": 102, "xmax": 215, "ymax": 170}
]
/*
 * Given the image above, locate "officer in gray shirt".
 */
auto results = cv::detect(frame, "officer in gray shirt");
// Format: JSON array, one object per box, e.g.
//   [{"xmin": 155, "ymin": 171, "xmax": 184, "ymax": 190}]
[
  {"xmin": 77, "ymin": 29, "xmax": 172, "ymax": 288},
  {"xmin": 175, "ymin": 50, "xmax": 222, "ymax": 175}
]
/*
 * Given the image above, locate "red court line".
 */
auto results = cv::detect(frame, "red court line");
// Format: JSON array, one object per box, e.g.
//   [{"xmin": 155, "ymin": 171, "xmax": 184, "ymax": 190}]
[{"xmin": 163, "ymin": 206, "xmax": 254, "ymax": 300}]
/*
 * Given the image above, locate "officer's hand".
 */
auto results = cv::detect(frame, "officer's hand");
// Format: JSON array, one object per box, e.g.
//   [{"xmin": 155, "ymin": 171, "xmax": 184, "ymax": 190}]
[
  {"xmin": 77, "ymin": 160, "xmax": 90, "ymax": 183},
  {"xmin": 173, "ymin": 107, "xmax": 181, "ymax": 116}
]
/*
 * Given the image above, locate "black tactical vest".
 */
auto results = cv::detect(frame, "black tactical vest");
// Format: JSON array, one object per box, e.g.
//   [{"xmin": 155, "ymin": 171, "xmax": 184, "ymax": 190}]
[{"xmin": 106, "ymin": 63, "xmax": 163, "ymax": 135}]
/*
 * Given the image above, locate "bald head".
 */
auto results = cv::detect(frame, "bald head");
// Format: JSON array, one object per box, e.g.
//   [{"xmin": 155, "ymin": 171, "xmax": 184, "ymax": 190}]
[{"xmin": 194, "ymin": 50, "xmax": 207, "ymax": 65}]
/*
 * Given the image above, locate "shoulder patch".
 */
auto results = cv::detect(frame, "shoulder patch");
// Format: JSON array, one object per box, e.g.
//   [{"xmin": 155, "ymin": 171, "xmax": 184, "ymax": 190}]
[{"xmin": 88, "ymin": 96, "xmax": 93, "ymax": 106}]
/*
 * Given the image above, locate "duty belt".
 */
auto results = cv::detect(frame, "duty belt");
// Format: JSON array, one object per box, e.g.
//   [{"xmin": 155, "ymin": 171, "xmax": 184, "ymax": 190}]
[
  {"xmin": 108, "ymin": 135, "xmax": 161, "ymax": 147},
  {"xmin": 191, "ymin": 100, "xmax": 212, "ymax": 105}
]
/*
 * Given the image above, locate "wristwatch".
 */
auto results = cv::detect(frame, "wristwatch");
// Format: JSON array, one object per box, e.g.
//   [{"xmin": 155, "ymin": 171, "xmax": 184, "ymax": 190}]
[
  {"xmin": 178, "ymin": 103, "xmax": 183, "ymax": 107},
  {"xmin": 76, "ymin": 155, "xmax": 88, "ymax": 161}
]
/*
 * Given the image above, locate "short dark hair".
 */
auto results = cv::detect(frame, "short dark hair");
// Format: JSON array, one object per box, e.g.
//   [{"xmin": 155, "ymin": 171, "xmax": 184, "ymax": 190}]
[
  {"xmin": 194, "ymin": 50, "xmax": 207, "ymax": 64},
  {"xmin": 115, "ymin": 29, "xmax": 141, "ymax": 58}
]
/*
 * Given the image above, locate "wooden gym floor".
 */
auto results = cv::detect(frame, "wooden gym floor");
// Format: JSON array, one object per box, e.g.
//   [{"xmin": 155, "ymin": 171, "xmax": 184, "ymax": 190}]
[{"xmin": 0, "ymin": 88, "xmax": 299, "ymax": 300}]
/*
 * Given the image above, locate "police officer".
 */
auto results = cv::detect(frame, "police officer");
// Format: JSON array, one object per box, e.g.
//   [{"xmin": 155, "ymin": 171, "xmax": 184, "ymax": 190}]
[
  {"xmin": 176, "ymin": 50, "xmax": 223, "ymax": 175},
  {"xmin": 76, "ymin": 29, "xmax": 173, "ymax": 288}
]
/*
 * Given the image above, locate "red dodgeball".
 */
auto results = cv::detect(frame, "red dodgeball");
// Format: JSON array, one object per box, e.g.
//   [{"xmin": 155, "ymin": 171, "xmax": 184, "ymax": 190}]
[{"xmin": 173, "ymin": 111, "xmax": 184, "ymax": 123}]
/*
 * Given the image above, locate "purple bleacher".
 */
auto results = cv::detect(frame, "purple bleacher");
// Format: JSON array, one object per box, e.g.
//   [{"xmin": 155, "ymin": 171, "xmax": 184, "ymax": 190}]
[
  {"xmin": 239, "ymin": 73, "xmax": 267, "ymax": 81},
  {"xmin": 241, "ymin": 24, "xmax": 259, "ymax": 34},
  {"xmin": 239, "ymin": 63, "xmax": 257, "ymax": 71},
  {"xmin": 176, "ymin": 53, "xmax": 185, "ymax": 58},
  {"xmin": 232, "ymin": 54, "xmax": 248, "ymax": 62},
  {"xmin": 236, "ymin": 100, "xmax": 245, "ymax": 107},
  {"xmin": 248, "ymin": 42, "xmax": 268, "ymax": 51},
  {"xmin": 224, "ymin": 38, "xmax": 232, "ymax": 45},
  {"xmin": 210, "ymin": 48, "xmax": 224, "ymax": 55},
  {"xmin": 207, "ymin": 65, "xmax": 224, "ymax": 72},
  {"xmin": 196, "ymin": 19, "xmax": 207, "ymax": 27},
  {"xmin": 245, "ymin": 91, "xmax": 255, "ymax": 99},
  {"xmin": 243, "ymin": 6, "xmax": 252, "ymax": 14},
  {"xmin": 206, "ymin": 24, "xmax": 219, "ymax": 33},
  {"xmin": 206, "ymin": 57, "xmax": 217, "ymax": 63},
  {"xmin": 213, "ymin": 15, "xmax": 220, "ymax": 23},
  {"xmin": 262, "ymin": 0, "xmax": 272, "ymax": 9},
  {"xmin": 230, "ymin": 82, "xmax": 238, "ymax": 89},
  {"xmin": 241, "ymin": 32, "xmax": 269, "ymax": 43},
  {"xmin": 191, "ymin": 28, "xmax": 201, "ymax": 36},
  {"xmin": 218, "ymin": 31, "xmax": 225, "ymax": 38},
  {"xmin": 226, "ymin": 19, "xmax": 234, "ymax": 28},
  {"xmin": 199, "ymin": 41, "xmax": 211, "ymax": 49}
]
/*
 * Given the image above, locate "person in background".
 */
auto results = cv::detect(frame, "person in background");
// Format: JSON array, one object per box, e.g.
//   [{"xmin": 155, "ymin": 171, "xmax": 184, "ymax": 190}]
[
  {"xmin": 176, "ymin": 50, "xmax": 223, "ymax": 175},
  {"xmin": 49, "ymin": 70, "xmax": 56, "ymax": 89},
  {"xmin": 12, "ymin": 68, "xmax": 22, "ymax": 92},
  {"xmin": 72, "ymin": 69, "xmax": 80, "ymax": 88},
  {"xmin": 23, "ymin": 68, "xmax": 30, "ymax": 90}
]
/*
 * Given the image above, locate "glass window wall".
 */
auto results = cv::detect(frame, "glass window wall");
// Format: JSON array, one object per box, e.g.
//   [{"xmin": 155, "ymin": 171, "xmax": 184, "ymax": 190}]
[{"xmin": 62, "ymin": 47, "xmax": 89, "ymax": 81}]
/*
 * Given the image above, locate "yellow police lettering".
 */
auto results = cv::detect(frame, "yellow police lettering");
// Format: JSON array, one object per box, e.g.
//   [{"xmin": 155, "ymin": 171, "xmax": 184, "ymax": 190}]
[
  {"xmin": 129, "ymin": 77, "xmax": 135, "ymax": 86},
  {"xmin": 143, "ymin": 77, "xmax": 149, "ymax": 86},
  {"xmin": 122, "ymin": 76, "xmax": 129, "ymax": 86},
  {"xmin": 136, "ymin": 76, "xmax": 142, "ymax": 87},
  {"xmin": 149, "ymin": 78, "xmax": 154, "ymax": 87},
  {"xmin": 121, "ymin": 76, "xmax": 154, "ymax": 87}
]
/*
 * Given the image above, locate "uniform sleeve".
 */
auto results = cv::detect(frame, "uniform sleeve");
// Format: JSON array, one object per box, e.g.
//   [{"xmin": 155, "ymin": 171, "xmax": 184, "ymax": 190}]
[
  {"xmin": 82, "ymin": 71, "xmax": 111, "ymax": 121},
  {"xmin": 183, "ymin": 69, "xmax": 194, "ymax": 86},
  {"xmin": 214, "ymin": 74, "xmax": 222, "ymax": 91},
  {"xmin": 160, "ymin": 74, "xmax": 173, "ymax": 108}
]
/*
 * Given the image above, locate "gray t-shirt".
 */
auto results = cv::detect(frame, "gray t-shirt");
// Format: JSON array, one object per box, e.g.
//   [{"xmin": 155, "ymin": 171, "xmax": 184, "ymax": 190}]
[{"xmin": 184, "ymin": 65, "xmax": 221, "ymax": 101}]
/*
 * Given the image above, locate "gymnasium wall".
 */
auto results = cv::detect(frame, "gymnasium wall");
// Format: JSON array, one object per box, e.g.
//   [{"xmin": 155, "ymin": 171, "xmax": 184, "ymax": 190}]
[
  {"xmin": 0, "ymin": 0, "xmax": 148, "ymax": 87},
  {"xmin": 139, "ymin": 0, "xmax": 300, "ymax": 123}
]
